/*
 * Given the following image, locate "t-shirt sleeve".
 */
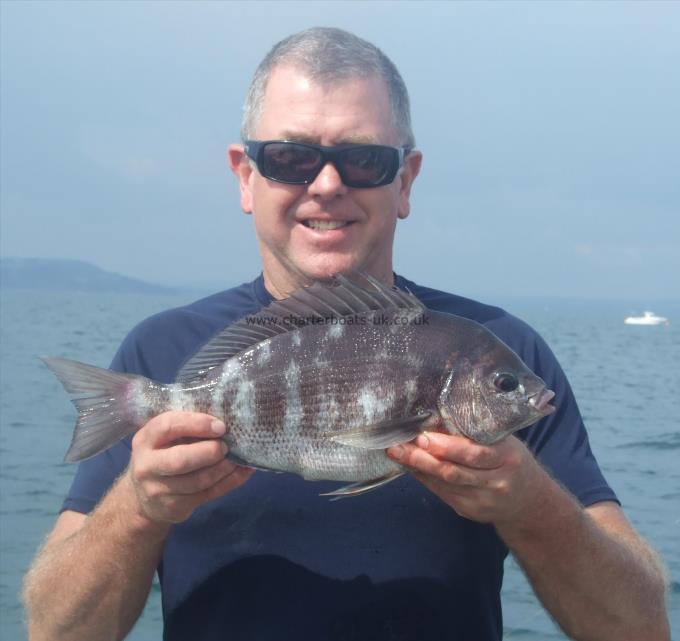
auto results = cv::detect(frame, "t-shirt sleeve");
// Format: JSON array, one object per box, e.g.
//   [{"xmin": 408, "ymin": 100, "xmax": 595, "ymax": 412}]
[
  {"xmin": 492, "ymin": 317, "xmax": 619, "ymax": 508},
  {"xmin": 60, "ymin": 332, "xmax": 141, "ymax": 515}
]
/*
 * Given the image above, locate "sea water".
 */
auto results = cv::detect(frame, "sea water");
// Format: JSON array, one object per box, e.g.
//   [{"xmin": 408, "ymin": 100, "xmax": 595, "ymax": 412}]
[{"xmin": 1, "ymin": 288, "xmax": 678, "ymax": 640}]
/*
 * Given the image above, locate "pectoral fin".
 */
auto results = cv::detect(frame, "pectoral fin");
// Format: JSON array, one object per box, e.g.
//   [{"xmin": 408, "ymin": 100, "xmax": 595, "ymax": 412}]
[{"xmin": 328, "ymin": 412, "xmax": 432, "ymax": 450}]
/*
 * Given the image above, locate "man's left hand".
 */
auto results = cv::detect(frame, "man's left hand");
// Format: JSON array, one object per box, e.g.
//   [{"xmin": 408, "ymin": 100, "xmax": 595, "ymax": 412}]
[{"xmin": 387, "ymin": 431, "xmax": 544, "ymax": 525}]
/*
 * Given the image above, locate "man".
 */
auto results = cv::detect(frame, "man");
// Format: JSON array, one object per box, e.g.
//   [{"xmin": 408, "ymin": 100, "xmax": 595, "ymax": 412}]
[{"xmin": 24, "ymin": 27, "xmax": 669, "ymax": 641}]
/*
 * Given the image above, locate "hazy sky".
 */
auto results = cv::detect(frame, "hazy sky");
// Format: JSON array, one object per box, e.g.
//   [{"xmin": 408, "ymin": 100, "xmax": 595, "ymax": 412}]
[{"xmin": 1, "ymin": 1, "xmax": 678, "ymax": 300}]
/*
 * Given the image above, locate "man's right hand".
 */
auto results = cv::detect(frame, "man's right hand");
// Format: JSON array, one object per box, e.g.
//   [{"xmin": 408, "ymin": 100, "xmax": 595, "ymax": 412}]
[
  {"xmin": 24, "ymin": 410, "xmax": 254, "ymax": 641},
  {"xmin": 127, "ymin": 411, "xmax": 254, "ymax": 525}
]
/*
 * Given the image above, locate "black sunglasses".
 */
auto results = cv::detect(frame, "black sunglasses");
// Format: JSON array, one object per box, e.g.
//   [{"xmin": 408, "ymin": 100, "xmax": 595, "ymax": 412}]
[{"xmin": 243, "ymin": 140, "xmax": 411, "ymax": 188}]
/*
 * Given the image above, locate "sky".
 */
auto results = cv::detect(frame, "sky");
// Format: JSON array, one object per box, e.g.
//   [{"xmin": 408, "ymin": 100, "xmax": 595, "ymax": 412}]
[{"xmin": 1, "ymin": 0, "xmax": 678, "ymax": 301}]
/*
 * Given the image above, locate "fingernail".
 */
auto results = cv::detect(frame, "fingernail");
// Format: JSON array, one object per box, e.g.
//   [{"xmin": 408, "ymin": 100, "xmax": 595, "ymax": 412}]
[
  {"xmin": 220, "ymin": 441, "xmax": 228, "ymax": 455},
  {"xmin": 389, "ymin": 445, "xmax": 404, "ymax": 460},
  {"xmin": 416, "ymin": 433, "xmax": 430, "ymax": 449},
  {"xmin": 211, "ymin": 419, "xmax": 226, "ymax": 435}
]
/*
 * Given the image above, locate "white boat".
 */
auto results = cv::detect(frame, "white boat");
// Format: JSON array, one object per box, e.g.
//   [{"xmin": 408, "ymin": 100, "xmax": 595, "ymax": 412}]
[{"xmin": 624, "ymin": 311, "xmax": 669, "ymax": 326}]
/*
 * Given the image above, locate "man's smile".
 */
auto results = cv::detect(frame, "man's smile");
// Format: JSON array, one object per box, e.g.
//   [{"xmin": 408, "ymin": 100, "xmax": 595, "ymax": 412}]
[{"xmin": 300, "ymin": 219, "xmax": 355, "ymax": 231}]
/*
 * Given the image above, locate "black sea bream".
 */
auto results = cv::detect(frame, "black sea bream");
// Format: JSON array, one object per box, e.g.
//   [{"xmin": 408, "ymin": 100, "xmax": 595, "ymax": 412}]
[{"xmin": 43, "ymin": 275, "xmax": 555, "ymax": 497}]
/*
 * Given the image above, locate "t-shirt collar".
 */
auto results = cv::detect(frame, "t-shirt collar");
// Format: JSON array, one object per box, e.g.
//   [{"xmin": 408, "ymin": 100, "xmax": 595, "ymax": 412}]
[{"xmin": 251, "ymin": 271, "xmax": 408, "ymax": 308}]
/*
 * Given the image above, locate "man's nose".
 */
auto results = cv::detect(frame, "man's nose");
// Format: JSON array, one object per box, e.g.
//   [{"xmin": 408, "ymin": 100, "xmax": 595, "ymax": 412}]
[{"xmin": 307, "ymin": 161, "xmax": 348, "ymax": 197}]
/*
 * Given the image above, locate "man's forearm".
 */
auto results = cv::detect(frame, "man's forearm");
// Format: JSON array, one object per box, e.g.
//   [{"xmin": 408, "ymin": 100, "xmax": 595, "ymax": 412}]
[
  {"xmin": 24, "ymin": 472, "xmax": 170, "ymax": 641},
  {"xmin": 496, "ymin": 471, "xmax": 669, "ymax": 641}
]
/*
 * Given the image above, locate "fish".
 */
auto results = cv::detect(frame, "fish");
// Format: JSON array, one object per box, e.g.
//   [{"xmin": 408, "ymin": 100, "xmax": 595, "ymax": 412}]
[{"xmin": 42, "ymin": 274, "xmax": 555, "ymax": 497}]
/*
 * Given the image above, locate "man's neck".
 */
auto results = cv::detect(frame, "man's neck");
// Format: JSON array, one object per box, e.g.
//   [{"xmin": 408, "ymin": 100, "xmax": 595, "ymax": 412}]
[{"xmin": 262, "ymin": 266, "xmax": 395, "ymax": 300}]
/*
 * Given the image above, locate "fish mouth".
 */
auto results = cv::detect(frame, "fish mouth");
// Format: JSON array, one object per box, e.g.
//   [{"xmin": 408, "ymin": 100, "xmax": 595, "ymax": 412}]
[{"xmin": 528, "ymin": 387, "xmax": 556, "ymax": 415}]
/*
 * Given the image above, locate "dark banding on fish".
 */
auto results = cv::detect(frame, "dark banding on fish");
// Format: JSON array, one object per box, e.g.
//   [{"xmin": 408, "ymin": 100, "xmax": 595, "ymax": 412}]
[{"xmin": 42, "ymin": 275, "xmax": 555, "ymax": 498}]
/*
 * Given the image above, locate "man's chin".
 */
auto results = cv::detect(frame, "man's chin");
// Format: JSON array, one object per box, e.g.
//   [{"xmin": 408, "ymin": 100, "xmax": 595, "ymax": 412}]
[
  {"xmin": 295, "ymin": 261, "xmax": 396, "ymax": 290},
  {"xmin": 264, "ymin": 254, "xmax": 390, "ymax": 295},
  {"xmin": 295, "ymin": 257, "xmax": 365, "ymax": 282}
]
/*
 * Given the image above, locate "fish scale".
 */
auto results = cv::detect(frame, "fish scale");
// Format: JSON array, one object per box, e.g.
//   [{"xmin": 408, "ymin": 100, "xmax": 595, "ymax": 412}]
[
  {"xmin": 42, "ymin": 275, "xmax": 556, "ymax": 498},
  {"xmin": 183, "ymin": 310, "xmax": 448, "ymax": 483}
]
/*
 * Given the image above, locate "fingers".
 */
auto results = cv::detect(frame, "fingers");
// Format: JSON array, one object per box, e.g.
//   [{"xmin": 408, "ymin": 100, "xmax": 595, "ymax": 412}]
[
  {"xmin": 387, "ymin": 432, "xmax": 538, "ymax": 524},
  {"xmin": 201, "ymin": 465, "xmax": 255, "ymax": 501},
  {"xmin": 385, "ymin": 431, "xmax": 512, "ymax": 491},
  {"xmin": 151, "ymin": 458, "xmax": 235, "ymax": 495},
  {"xmin": 388, "ymin": 441, "xmax": 482, "ymax": 487},
  {"xmin": 133, "ymin": 412, "xmax": 229, "ymax": 478},
  {"xmin": 128, "ymin": 411, "xmax": 253, "ymax": 524},
  {"xmin": 153, "ymin": 439, "xmax": 228, "ymax": 477},
  {"xmin": 412, "ymin": 432, "xmax": 504, "ymax": 470},
  {"xmin": 139, "ymin": 412, "xmax": 226, "ymax": 449},
  {"xmin": 134, "ymin": 463, "xmax": 254, "ymax": 525},
  {"xmin": 143, "ymin": 462, "xmax": 254, "ymax": 513}
]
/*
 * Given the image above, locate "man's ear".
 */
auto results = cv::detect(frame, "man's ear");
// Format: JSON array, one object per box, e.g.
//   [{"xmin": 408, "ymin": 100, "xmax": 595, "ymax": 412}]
[
  {"xmin": 228, "ymin": 144, "xmax": 254, "ymax": 214},
  {"xmin": 397, "ymin": 150, "xmax": 422, "ymax": 220}
]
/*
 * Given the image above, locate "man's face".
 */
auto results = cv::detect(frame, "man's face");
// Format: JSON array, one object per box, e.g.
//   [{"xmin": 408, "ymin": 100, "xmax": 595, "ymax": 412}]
[{"xmin": 229, "ymin": 65, "xmax": 421, "ymax": 297}]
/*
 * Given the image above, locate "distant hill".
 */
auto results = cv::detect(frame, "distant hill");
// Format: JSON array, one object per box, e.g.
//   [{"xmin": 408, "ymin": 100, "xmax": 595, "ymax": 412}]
[{"xmin": 0, "ymin": 258, "xmax": 174, "ymax": 294}]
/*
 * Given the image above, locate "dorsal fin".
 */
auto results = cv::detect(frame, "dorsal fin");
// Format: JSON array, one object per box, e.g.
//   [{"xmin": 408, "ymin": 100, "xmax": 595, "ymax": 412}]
[{"xmin": 175, "ymin": 274, "xmax": 425, "ymax": 384}]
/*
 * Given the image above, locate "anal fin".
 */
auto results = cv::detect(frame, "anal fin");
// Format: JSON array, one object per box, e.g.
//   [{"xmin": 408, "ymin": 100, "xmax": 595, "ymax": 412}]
[{"xmin": 320, "ymin": 472, "xmax": 404, "ymax": 500}]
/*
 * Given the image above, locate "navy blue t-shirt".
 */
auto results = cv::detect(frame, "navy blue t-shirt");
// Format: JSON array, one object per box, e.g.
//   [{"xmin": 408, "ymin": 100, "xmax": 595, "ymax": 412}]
[{"xmin": 62, "ymin": 275, "xmax": 618, "ymax": 641}]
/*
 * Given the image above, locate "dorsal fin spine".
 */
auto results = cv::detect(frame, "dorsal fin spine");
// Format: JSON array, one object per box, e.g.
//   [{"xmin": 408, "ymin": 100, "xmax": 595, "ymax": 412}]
[{"xmin": 175, "ymin": 274, "xmax": 425, "ymax": 384}]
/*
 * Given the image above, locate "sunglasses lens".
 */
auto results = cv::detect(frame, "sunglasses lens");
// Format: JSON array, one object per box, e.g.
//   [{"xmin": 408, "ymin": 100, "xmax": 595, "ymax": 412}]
[
  {"xmin": 261, "ymin": 143, "xmax": 322, "ymax": 183},
  {"xmin": 253, "ymin": 141, "xmax": 402, "ymax": 187},
  {"xmin": 341, "ymin": 146, "xmax": 396, "ymax": 186}
]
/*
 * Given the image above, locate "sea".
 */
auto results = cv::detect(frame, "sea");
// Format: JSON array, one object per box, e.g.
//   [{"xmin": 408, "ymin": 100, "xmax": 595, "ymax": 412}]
[{"xmin": 1, "ymin": 288, "xmax": 678, "ymax": 640}]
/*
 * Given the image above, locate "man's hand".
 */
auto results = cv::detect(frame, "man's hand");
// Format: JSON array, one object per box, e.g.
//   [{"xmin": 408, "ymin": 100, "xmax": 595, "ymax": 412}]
[
  {"xmin": 128, "ymin": 411, "xmax": 254, "ymax": 525},
  {"xmin": 388, "ymin": 429, "xmax": 671, "ymax": 640},
  {"xmin": 387, "ymin": 430, "xmax": 543, "ymax": 525}
]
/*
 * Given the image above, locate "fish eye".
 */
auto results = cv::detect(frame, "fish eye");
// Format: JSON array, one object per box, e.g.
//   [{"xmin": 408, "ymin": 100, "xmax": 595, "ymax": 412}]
[{"xmin": 494, "ymin": 372, "xmax": 519, "ymax": 393}]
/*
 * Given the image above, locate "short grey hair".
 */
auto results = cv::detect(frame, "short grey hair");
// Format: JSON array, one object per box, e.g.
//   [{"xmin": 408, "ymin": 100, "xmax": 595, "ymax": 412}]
[{"xmin": 240, "ymin": 27, "xmax": 415, "ymax": 148}]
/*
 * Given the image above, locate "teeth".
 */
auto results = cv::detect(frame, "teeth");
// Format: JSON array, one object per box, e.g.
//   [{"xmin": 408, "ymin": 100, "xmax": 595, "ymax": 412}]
[
  {"xmin": 529, "ymin": 388, "xmax": 556, "ymax": 412},
  {"xmin": 304, "ymin": 220, "xmax": 349, "ymax": 231}
]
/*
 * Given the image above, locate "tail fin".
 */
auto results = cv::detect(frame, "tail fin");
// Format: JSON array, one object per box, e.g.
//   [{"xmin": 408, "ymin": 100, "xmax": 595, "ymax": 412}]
[{"xmin": 41, "ymin": 356, "xmax": 154, "ymax": 463}]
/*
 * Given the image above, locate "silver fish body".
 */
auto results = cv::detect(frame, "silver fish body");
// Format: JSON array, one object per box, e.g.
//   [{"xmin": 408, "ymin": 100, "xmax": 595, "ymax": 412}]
[
  {"xmin": 177, "ymin": 308, "xmax": 441, "ymax": 482},
  {"xmin": 43, "ymin": 276, "xmax": 555, "ymax": 496}
]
